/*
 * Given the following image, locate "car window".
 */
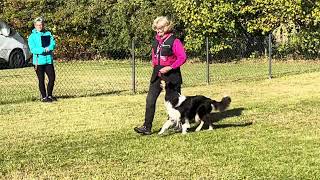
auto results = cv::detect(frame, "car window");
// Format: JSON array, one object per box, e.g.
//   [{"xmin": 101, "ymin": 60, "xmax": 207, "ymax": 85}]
[
  {"xmin": 9, "ymin": 27, "xmax": 16, "ymax": 36},
  {"xmin": 0, "ymin": 21, "xmax": 11, "ymax": 37}
]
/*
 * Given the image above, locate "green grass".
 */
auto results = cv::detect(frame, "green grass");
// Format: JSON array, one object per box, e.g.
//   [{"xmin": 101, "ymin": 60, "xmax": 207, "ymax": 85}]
[
  {"xmin": 1, "ymin": 59, "xmax": 320, "ymax": 104},
  {"xmin": 0, "ymin": 70, "xmax": 320, "ymax": 179}
]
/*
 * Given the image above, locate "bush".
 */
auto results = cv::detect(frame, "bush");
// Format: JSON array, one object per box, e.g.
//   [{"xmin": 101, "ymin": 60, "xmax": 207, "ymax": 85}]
[{"xmin": 0, "ymin": 0, "xmax": 178, "ymax": 60}]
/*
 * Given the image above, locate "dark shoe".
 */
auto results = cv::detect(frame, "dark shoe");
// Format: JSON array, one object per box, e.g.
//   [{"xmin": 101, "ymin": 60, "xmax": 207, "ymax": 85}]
[
  {"xmin": 134, "ymin": 126, "xmax": 152, "ymax": 135},
  {"xmin": 47, "ymin": 96, "xmax": 57, "ymax": 101},
  {"xmin": 41, "ymin": 97, "xmax": 52, "ymax": 103}
]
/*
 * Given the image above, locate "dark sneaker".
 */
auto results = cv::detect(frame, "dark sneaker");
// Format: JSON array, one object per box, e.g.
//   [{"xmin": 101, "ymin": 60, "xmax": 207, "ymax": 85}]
[
  {"xmin": 41, "ymin": 97, "xmax": 52, "ymax": 103},
  {"xmin": 47, "ymin": 96, "xmax": 57, "ymax": 101},
  {"xmin": 134, "ymin": 126, "xmax": 152, "ymax": 135}
]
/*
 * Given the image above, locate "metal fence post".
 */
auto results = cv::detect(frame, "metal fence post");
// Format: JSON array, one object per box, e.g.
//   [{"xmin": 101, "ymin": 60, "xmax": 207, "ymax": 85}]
[
  {"xmin": 268, "ymin": 33, "xmax": 272, "ymax": 79},
  {"xmin": 131, "ymin": 38, "xmax": 136, "ymax": 93},
  {"xmin": 206, "ymin": 37, "xmax": 210, "ymax": 85}
]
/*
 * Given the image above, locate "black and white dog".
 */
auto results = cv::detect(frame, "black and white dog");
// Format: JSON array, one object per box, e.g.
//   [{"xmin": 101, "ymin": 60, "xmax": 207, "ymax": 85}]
[{"xmin": 158, "ymin": 81, "xmax": 231, "ymax": 135}]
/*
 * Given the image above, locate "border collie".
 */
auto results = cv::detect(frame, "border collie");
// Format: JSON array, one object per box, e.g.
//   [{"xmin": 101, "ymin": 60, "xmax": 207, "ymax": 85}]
[{"xmin": 158, "ymin": 81, "xmax": 231, "ymax": 135}]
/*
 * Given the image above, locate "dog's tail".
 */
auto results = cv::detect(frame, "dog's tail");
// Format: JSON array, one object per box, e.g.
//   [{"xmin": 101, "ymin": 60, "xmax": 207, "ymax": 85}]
[{"xmin": 211, "ymin": 96, "xmax": 231, "ymax": 112}]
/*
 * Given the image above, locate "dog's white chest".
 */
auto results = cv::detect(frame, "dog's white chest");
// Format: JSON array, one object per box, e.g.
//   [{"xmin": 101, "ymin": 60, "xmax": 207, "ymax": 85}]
[
  {"xmin": 165, "ymin": 101, "xmax": 181, "ymax": 121},
  {"xmin": 164, "ymin": 95, "xmax": 186, "ymax": 121}
]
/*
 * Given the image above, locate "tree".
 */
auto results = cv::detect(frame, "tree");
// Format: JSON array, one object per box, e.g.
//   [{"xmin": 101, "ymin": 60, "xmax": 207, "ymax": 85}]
[
  {"xmin": 172, "ymin": 0, "xmax": 245, "ymax": 57},
  {"xmin": 172, "ymin": 0, "xmax": 320, "ymax": 59},
  {"xmin": 0, "ymin": 0, "xmax": 3, "ymax": 13}
]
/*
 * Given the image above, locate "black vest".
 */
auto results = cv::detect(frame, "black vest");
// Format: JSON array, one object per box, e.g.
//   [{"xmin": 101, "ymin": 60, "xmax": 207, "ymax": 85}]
[
  {"xmin": 150, "ymin": 35, "xmax": 182, "ymax": 85},
  {"xmin": 152, "ymin": 35, "xmax": 176, "ymax": 57}
]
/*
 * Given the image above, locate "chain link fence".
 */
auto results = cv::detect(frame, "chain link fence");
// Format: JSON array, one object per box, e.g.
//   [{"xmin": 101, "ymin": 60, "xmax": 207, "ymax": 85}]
[{"xmin": 1, "ymin": 35, "xmax": 320, "ymax": 104}]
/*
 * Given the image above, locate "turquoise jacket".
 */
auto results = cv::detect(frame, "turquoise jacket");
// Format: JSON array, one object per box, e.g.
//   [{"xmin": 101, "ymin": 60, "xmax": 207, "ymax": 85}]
[{"xmin": 28, "ymin": 29, "xmax": 56, "ymax": 65}]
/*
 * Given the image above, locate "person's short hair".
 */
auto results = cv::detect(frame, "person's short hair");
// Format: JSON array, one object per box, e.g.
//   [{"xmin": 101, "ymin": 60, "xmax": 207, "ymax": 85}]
[
  {"xmin": 33, "ymin": 17, "xmax": 45, "ymax": 24},
  {"xmin": 152, "ymin": 16, "xmax": 174, "ymax": 33}
]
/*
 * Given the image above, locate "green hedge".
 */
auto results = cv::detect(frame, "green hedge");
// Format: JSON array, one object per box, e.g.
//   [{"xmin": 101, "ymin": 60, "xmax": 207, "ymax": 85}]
[
  {"xmin": 1, "ymin": 0, "xmax": 320, "ymax": 60},
  {"xmin": 0, "ymin": 0, "xmax": 178, "ymax": 60}
]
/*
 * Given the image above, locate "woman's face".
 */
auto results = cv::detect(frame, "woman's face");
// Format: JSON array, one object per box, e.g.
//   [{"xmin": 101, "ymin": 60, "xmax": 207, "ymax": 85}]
[
  {"xmin": 34, "ymin": 21, "xmax": 44, "ymax": 31},
  {"xmin": 155, "ymin": 21, "xmax": 166, "ymax": 37}
]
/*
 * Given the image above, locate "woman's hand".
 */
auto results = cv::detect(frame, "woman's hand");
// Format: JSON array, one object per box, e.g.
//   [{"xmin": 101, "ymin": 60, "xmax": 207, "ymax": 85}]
[{"xmin": 159, "ymin": 66, "xmax": 172, "ymax": 74}]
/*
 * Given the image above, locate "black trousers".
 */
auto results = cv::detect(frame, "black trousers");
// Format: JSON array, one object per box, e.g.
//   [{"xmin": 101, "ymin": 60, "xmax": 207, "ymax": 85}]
[
  {"xmin": 143, "ymin": 77, "xmax": 181, "ymax": 129},
  {"xmin": 35, "ymin": 64, "xmax": 56, "ymax": 98}
]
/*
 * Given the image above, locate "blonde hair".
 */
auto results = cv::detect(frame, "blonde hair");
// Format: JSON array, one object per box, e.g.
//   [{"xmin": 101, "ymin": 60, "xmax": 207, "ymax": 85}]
[{"xmin": 152, "ymin": 16, "xmax": 174, "ymax": 33}]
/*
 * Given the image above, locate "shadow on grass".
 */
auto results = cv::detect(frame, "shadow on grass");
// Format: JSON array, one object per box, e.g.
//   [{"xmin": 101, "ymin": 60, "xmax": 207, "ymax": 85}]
[
  {"xmin": 190, "ymin": 107, "xmax": 252, "ymax": 132},
  {"xmin": 0, "ymin": 90, "xmax": 128, "ymax": 105},
  {"xmin": 209, "ymin": 107, "xmax": 244, "ymax": 123},
  {"xmin": 0, "ymin": 61, "xmax": 33, "ymax": 70},
  {"xmin": 154, "ymin": 107, "xmax": 252, "ymax": 135},
  {"xmin": 55, "ymin": 90, "xmax": 127, "ymax": 99}
]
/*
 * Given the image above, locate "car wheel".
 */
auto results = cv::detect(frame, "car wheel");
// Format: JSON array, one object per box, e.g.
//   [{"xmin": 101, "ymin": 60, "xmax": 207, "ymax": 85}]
[{"xmin": 9, "ymin": 49, "xmax": 25, "ymax": 68}]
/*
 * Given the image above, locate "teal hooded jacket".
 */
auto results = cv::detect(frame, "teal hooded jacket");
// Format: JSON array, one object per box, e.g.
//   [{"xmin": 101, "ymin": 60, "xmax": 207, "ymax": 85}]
[{"xmin": 28, "ymin": 29, "xmax": 56, "ymax": 65}]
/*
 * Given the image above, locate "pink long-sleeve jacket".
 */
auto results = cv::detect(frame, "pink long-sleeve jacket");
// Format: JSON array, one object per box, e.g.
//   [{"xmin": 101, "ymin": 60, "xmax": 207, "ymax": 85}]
[{"xmin": 151, "ymin": 33, "xmax": 187, "ymax": 69}]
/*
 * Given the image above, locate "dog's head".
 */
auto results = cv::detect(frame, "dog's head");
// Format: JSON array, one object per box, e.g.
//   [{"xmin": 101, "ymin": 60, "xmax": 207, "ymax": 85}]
[{"xmin": 162, "ymin": 81, "xmax": 180, "ymax": 101}]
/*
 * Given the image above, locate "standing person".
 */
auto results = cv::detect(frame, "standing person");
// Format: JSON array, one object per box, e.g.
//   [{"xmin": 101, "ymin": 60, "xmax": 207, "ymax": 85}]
[
  {"xmin": 28, "ymin": 17, "xmax": 57, "ymax": 102},
  {"xmin": 134, "ymin": 16, "xmax": 187, "ymax": 135}
]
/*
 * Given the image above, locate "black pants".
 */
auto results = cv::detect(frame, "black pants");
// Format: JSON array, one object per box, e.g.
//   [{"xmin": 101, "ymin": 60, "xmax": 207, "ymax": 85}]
[
  {"xmin": 143, "ymin": 77, "xmax": 181, "ymax": 129},
  {"xmin": 35, "ymin": 64, "xmax": 56, "ymax": 98}
]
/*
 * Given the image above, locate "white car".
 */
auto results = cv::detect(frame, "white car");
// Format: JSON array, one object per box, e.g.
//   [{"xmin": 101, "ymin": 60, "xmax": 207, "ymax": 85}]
[{"xmin": 0, "ymin": 20, "xmax": 31, "ymax": 68}]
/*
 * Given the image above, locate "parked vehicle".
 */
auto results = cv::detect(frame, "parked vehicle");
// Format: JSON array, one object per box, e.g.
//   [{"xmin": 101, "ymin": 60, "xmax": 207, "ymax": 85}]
[{"xmin": 0, "ymin": 20, "xmax": 31, "ymax": 68}]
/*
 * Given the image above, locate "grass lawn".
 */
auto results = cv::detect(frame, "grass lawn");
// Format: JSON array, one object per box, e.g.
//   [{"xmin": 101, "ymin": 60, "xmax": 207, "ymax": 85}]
[
  {"xmin": 1, "ymin": 59, "xmax": 320, "ymax": 104},
  {"xmin": 0, "ymin": 70, "xmax": 319, "ymax": 179}
]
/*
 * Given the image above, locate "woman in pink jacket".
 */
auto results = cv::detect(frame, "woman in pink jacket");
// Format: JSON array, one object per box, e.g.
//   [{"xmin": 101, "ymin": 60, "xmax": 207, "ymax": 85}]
[{"xmin": 134, "ymin": 16, "xmax": 187, "ymax": 135}]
